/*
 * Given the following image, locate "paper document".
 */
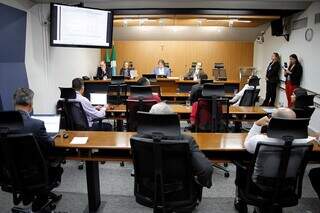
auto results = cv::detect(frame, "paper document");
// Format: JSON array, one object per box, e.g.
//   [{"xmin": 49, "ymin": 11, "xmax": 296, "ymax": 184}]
[
  {"xmin": 70, "ymin": 137, "xmax": 88, "ymax": 145},
  {"xmin": 262, "ymin": 107, "xmax": 276, "ymax": 114}
]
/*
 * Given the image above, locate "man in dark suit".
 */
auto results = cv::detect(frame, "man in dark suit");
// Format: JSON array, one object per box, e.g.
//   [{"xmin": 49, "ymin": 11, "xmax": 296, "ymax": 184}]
[
  {"xmin": 96, "ymin": 60, "xmax": 112, "ymax": 80},
  {"xmin": 184, "ymin": 62, "xmax": 207, "ymax": 80},
  {"xmin": 190, "ymin": 73, "xmax": 208, "ymax": 104},
  {"xmin": 12, "ymin": 88, "xmax": 63, "ymax": 210}
]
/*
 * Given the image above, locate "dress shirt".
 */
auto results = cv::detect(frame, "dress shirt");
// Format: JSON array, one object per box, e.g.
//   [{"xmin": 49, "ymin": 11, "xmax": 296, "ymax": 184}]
[
  {"xmin": 158, "ymin": 68, "xmax": 165, "ymax": 75},
  {"xmin": 193, "ymin": 69, "xmax": 200, "ymax": 80},
  {"xmin": 244, "ymin": 123, "xmax": 312, "ymax": 154},
  {"xmin": 230, "ymin": 84, "xmax": 258, "ymax": 106},
  {"xmin": 75, "ymin": 92, "xmax": 106, "ymax": 127}
]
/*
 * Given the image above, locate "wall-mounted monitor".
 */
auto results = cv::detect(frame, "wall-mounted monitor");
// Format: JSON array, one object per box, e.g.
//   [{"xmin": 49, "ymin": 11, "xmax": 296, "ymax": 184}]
[{"xmin": 50, "ymin": 3, "xmax": 113, "ymax": 48}]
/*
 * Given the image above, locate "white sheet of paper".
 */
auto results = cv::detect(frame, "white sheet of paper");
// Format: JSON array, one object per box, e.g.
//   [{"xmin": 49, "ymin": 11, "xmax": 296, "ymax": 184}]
[
  {"xmin": 70, "ymin": 137, "xmax": 88, "ymax": 145},
  {"xmin": 262, "ymin": 107, "xmax": 276, "ymax": 114}
]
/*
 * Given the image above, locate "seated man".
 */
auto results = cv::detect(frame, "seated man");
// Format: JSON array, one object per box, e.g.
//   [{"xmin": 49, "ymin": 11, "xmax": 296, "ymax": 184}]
[
  {"xmin": 148, "ymin": 102, "xmax": 213, "ymax": 188},
  {"xmin": 151, "ymin": 59, "xmax": 171, "ymax": 77},
  {"xmin": 72, "ymin": 78, "xmax": 112, "ymax": 130},
  {"xmin": 184, "ymin": 62, "xmax": 207, "ymax": 81},
  {"xmin": 128, "ymin": 77, "xmax": 161, "ymax": 103},
  {"xmin": 12, "ymin": 88, "xmax": 63, "ymax": 210},
  {"xmin": 234, "ymin": 108, "xmax": 312, "ymax": 210},
  {"xmin": 190, "ymin": 73, "xmax": 208, "ymax": 104},
  {"xmin": 96, "ymin": 60, "xmax": 111, "ymax": 80},
  {"xmin": 230, "ymin": 75, "xmax": 259, "ymax": 106}
]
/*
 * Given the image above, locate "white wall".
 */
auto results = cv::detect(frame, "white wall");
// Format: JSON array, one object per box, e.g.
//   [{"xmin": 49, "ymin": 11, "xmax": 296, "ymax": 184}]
[
  {"xmin": 0, "ymin": 1, "xmax": 101, "ymax": 113},
  {"xmin": 254, "ymin": 2, "xmax": 320, "ymax": 106},
  {"xmin": 253, "ymin": 1, "xmax": 320, "ymax": 132}
]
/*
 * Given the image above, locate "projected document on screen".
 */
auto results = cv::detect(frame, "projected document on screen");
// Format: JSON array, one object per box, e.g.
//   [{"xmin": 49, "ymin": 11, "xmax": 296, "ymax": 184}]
[{"xmin": 51, "ymin": 4, "xmax": 113, "ymax": 48}]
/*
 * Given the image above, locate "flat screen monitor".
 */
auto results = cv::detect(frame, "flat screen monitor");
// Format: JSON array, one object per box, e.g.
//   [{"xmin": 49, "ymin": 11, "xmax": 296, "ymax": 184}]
[
  {"xmin": 50, "ymin": 3, "xmax": 113, "ymax": 48},
  {"xmin": 90, "ymin": 93, "xmax": 107, "ymax": 105},
  {"xmin": 31, "ymin": 115, "xmax": 61, "ymax": 134}
]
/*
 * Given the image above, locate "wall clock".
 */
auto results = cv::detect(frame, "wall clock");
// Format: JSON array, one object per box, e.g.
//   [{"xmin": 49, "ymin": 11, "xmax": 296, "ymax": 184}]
[{"xmin": 305, "ymin": 28, "xmax": 314, "ymax": 42}]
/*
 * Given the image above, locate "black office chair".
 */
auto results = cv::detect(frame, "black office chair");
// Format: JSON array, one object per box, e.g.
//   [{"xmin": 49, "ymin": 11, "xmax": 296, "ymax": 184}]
[
  {"xmin": 130, "ymin": 112, "xmax": 202, "ymax": 213},
  {"xmin": 59, "ymin": 88, "xmax": 107, "ymax": 170},
  {"xmin": 236, "ymin": 118, "xmax": 313, "ymax": 213},
  {"xmin": 149, "ymin": 85, "xmax": 162, "ymax": 97},
  {"xmin": 143, "ymin": 74, "xmax": 157, "ymax": 83},
  {"xmin": 126, "ymin": 99, "xmax": 157, "ymax": 131},
  {"xmin": 0, "ymin": 112, "xmax": 62, "ymax": 212},
  {"xmin": 239, "ymin": 89, "xmax": 260, "ymax": 106},
  {"xmin": 129, "ymin": 85, "xmax": 153, "ymax": 98},
  {"xmin": 293, "ymin": 95, "xmax": 315, "ymax": 118},
  {"xmin": 108, "ymin": 76, "xmax": 127, "ymax": 105}
]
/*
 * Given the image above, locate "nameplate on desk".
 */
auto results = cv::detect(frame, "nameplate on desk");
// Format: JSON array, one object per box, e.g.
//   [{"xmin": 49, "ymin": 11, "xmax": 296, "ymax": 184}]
[{"xmin": 70, "ymin": 137, "xmax": 88, "ymax": 145}]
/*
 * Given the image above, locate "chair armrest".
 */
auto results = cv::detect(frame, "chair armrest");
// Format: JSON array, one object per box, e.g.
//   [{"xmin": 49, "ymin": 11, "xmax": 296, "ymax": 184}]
[{"xmin": 232, "ymin": 160, "xmax": 248, "ymax": 171}]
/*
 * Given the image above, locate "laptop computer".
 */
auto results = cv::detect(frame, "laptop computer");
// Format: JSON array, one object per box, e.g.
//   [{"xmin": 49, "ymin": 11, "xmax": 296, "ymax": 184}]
[
  {"xmin": 90, "ymin": 93, "xmax": 107, "ymax": 105},
  {"xmin": 31, "ymin": 114, "xmax": 61, "ymax": 138}
]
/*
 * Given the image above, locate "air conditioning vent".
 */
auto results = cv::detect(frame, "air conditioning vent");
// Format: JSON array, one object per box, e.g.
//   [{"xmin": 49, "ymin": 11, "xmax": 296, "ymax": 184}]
[
  {"xmin": 292, "ymin": 17, "xmax": 307, "ymax": 30},
  {"xmin": 315, "ymin": 13, "xmax": 320, "ymax": 24}
]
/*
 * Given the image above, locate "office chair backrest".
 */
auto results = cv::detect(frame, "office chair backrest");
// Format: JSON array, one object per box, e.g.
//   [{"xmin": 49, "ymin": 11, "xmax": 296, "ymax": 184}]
[
  {"xmin": 251, "ymin": 142, "xmax": 312, "ymax": 197},
  {"xmin": 130, "ymin": 136, "xmax": 200, "ymax": 210},
  {"xmin": 214, "ymin": 63, "xmax": 224, "ymax": 69},
  {"xmin": 137, "ymin": 112, "xmax": 180, "ymax": 138},
  {"xmin": 59, "ymin": 87, "xmax": 76, "ymax": 100},
  {"xmin": 248, "ymin": 76, "xmax": 260, "ymax": 87},
  {"xmin": 0, "ymin": 134, "xmax": 48, "ymax": 204},
  {"xmin": 293, "ymin": 107, "xmax": 315, "ymax": 119},
  {"xmin": 202, "ymin": 83, "xmax": 225, "ymax": 97},
  {"xmin": 107, "ymin": 84, "xmax": 127, "ymax": 105},
  {"xmin": 142, "ymin": 74, "xmax": 157, "ymax": 82},
  {"xmin": 129, "ymin": 85, "xmax": 153, "ymax": 99},
  {"xmin": 239, "ymin": 89, "xmax": 260, "ymax": 106},
  {"xmin": 126, "ymin": 99, "xmax": 157, "ymax": 131},
  {"xmin": 294, "ymin": 95, "xmax": 314, "ymax": 108},
  {"xmin": 0, "ymin": 111, "xmax": 24, "ymax": 132},
  {"xmin": 195, "ymin": 98, "xmax": 221, "ymax": 132},
  {"xmin": 64, "ymin": 101, "xmax": 89, "ymax": 130},
  {"xmin": 267, "ymin": 117, "xmax": 309, "ymax": 140},
  {"xmin": 0, "ymin": 94, "xmax": 3, "ymax": 111},
  {"xmin": 111, "ymin": 75, "xmax": 125, "ymax": 85},
  {"xmin": 149, "ymin": 85, "xmax": 161, "ymax": 97},
  {"xmin": 191, "ymin": 62, "xmax": 197, "ymax": 68}
]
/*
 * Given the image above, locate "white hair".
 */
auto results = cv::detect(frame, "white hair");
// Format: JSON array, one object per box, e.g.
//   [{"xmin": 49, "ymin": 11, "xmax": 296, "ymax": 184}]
[{"xmin": 149, "ymin": 102, "xmax": 173, "ymax": 114}]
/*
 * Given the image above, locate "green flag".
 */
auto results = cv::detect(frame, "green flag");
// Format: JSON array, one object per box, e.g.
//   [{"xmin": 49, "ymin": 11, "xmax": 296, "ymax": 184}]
[
  {"xmin": 110, "ymin": 46, "xmax": 117, "ymax": 76},
  {"xmin": 105, "ymin": 49, "xmax": 110, "ymax": 63}
]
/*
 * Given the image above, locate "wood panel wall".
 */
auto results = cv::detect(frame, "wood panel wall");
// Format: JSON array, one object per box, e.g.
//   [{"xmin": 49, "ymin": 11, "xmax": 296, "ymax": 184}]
[{"xmin": 101, "ymin": 41, "xmax": 253, "ymax": 81}]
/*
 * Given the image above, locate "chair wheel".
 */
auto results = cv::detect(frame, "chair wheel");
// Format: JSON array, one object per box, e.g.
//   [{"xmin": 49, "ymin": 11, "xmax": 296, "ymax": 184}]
[
  {"xmin": 78, "ymin": 164, "xmax": 84, "ymax": 170},
  {"xmin": 120, "ymin": 161, "xmax": 125, "ymax": 167},
  {"xmin": 49, "ymin": 203, "xmax": 56, "ymax": 210},
  {"xmin": 224, "ymin": 163, "xmax": 228, "ymax": 167},
  {"xmin": 224, "ymin": 172, "xmax": 230, "ymax": 178}
]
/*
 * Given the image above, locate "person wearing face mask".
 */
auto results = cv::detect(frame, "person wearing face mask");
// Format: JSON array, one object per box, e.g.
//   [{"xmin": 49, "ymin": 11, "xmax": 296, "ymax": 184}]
[
  {"xmin": 284, "ymin": 54, "xmax": 303, "ymax": 107},
  {"xmin": 96, "ymin": 60, "xmax": 112, "ymax": 80},
  {"xmin": 261, "ymin": 52, "xmax": 281, "ymax": 107}
]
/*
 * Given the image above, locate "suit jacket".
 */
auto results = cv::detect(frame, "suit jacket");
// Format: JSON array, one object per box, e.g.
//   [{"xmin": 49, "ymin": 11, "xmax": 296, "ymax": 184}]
[
  {"xmin": 266, "ymin": 61, "xmax": 281, "ymax": 83},
  {"xmin": 152, "ymin": 67, "xmax": 171, "ymax": 77},
  {"xmin": 184, "ymin": 68, "xmax": 206, "ymax": 80},
  {"xmin": 96, "ymin": 67, "xmax": 112, "ymax": 80},
  {"xmin": 120, "ymin": 68, "xmax": 132, "ymax": 77},
  {"xmin": 190, "ymin": 83, "xmax": 204, "ymax": 104},
  {"xmin": 285, "ymin": 64, "xmax": 303, "ymax": 86},
  {"xmin": 12, "ymin": 110, "xmax": 53, "ymax": 158},
  {"xmin": 135, "ymin": 133, "xmax": 213, "ymax": 188}
]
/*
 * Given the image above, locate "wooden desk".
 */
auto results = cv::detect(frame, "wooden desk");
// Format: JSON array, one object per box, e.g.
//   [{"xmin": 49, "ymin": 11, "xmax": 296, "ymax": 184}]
[
  {"xmin": 225, "ymin": 106, "xmax": 268, "ymax": 115},
  {"xmin": 84, "ymin": 79, "xmax": 240, "ymax": 98},
  {"xmin": 108, "ymin": 104, "xmax": 192, "ymax": 115},
  {"xmin": 54, "ymin": 131, "xmax": 319, "ymax": 212}
]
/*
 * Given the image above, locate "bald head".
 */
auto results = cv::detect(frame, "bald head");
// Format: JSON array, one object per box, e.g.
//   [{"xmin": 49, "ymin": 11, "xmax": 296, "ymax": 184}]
[
  {"xmin": 272, "ymin": 108, "xmax": 296, "ymax": 119},
  {"xmin": 149, "ymin": 102, "xmax": 173, "ymax": 114}
]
